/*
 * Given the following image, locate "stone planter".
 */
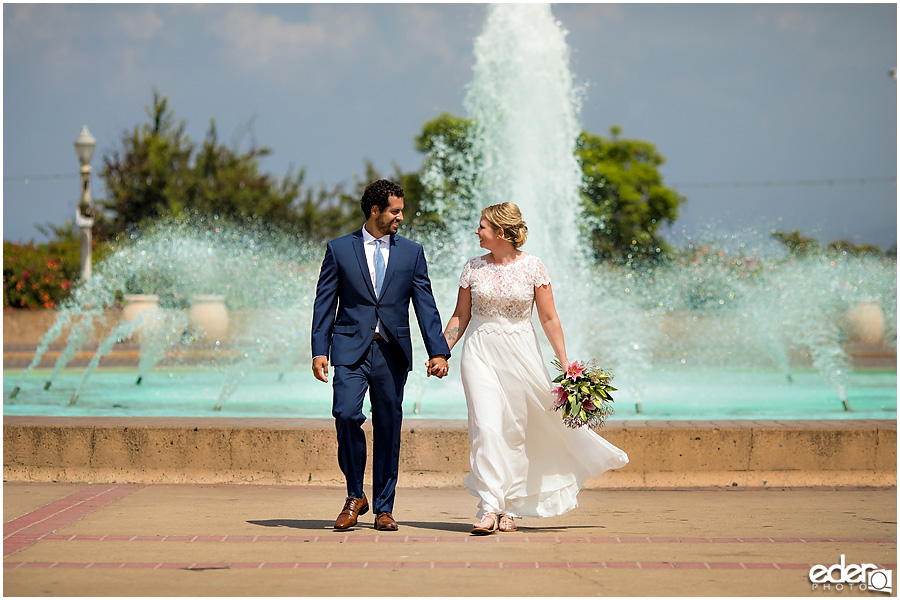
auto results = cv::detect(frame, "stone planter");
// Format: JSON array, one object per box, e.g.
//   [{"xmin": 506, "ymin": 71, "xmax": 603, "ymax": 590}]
[
  {"xmin": 189, "ymin": 295, "xmax": 229, "ymax": 341},
  {"xmin": 122, "ymin": 294, "xmax": 160, "ymax": 339},
  {"xmin": 845, "ymin": 302, "xmax": 885, "ymax": 345}
]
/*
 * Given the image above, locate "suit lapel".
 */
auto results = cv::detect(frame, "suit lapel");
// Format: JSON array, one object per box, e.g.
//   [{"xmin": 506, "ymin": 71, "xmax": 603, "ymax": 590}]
[{"xmin": 352, "ymin": 231, "xmax": 377, "ymax": 300}]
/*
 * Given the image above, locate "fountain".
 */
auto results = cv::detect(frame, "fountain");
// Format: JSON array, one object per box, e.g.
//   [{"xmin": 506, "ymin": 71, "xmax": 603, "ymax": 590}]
[{"xmin": 4, "ymin": 4, "xmax": 896, "ymax": 421}]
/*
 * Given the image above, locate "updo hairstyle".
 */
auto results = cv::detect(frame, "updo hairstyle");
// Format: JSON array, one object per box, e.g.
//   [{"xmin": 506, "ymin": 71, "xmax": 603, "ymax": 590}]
[{"xmin": 482, "ymin": 202, "xmax": 528, "ymax": 249}]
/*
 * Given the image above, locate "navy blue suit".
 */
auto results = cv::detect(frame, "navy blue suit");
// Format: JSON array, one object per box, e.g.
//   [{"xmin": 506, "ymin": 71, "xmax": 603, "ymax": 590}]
[{"xmin": 311, "ymin": 229, "xmax": 450, "ymax": 513}]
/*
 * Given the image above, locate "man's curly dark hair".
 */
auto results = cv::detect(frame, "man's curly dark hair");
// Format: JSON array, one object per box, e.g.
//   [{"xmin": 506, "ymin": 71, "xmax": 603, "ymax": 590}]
[{"xmin": 360, "ymin": 179, "xmax": 404, "ymax": 218}]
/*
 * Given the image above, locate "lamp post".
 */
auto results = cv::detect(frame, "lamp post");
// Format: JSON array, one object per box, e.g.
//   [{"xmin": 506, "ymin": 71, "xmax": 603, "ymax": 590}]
[{"xmin": 74, "ymin": 125, "xmax": 96, "ymax": 282}]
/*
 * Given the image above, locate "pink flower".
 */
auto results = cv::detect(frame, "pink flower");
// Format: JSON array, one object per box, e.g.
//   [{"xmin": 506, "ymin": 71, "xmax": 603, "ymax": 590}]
[
  {"xmin": 566, "ymin": 361, "xmax": 584, "ymax": 380},
  {"xmin": 582, "ymin": 397, "xmax": 596, "ymax": 411},
  {"xmin": 553, "ymin": 386, "xmax": 569, "ymax": 407}
]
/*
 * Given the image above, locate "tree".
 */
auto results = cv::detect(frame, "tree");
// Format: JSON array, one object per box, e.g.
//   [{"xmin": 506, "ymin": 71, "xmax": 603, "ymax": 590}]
[
  {"xmin": 827, "ymin": 239, "xmax": 883, "ymax": 257},
  {"xmin": 576, "ymin": 125, "xmax": 684, "ymax": 263},
  {"xmin": 99, "ymin": 90, "xmax": 193, "ymax": 238},
  {"xmin": 99, "ymin": 90, "xmax": 305, "ymax": 238},
  {"xmin": 413, "ymin": 113, "xmax": 478, "ymax": 230},
  {"xmin": 412, "ymin": 115, "xmax": 685, "ymax": 262},
  {"xmin": 772, "ymin": 229, "xmax": 885, "ymax": 258},
  {"xmin": 189, "ymin": 119, "xmax": 303, "ymax": 225},
  {"xmin": 770, "ymin": 229, "xmax": 821, "ymax": 255}
]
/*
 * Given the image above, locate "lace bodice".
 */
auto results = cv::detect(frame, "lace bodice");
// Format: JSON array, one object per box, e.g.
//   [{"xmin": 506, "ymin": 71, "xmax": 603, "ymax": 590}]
[{"xmin": 459, "ymin": 253, "xmax": 551, "ymax": 321}]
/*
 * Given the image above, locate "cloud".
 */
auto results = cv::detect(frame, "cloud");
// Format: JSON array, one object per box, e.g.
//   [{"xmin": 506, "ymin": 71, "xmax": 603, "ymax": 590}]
[
  {"xmin": 109, "ymin": 5, "xmax": 164, "ymax": 41},
  {"xmin": 754, "ymin": 6, "xmax": 825, "ymax": 37},
  {"xmin": 206, "ymin": 5, "xmax": 331, "ymax": 71},
  {"xmin": 3, "ymin": 4, "xmax": 170, "ymax": 94},
  {"xmin": 3, "ymin": 4, "xmax": 91, "ymax": 83}
]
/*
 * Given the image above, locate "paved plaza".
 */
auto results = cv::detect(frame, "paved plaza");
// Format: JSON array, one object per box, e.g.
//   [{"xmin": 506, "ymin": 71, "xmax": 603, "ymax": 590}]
[{"xmin": 3, "ymin": 482, "xmax": 896, "ymax": 596}]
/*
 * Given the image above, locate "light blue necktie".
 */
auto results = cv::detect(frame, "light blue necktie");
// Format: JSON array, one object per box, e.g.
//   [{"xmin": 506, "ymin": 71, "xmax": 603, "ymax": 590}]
[{"xmin": 374, "ymin": 239, "xmax": 386, "ymax": 296}]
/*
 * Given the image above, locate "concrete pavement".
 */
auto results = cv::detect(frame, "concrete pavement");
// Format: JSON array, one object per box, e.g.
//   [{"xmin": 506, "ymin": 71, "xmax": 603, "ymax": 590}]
[{"xmin": 3, "ymin": 482, "xmax": 896, "ymax": 596}]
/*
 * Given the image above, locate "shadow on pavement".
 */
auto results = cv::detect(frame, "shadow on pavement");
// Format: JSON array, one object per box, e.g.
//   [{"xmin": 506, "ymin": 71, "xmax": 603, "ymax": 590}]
[
  {"xmin": 247, "ymin": 518, "xmax": 473, "ymax": 534},
  {"xmin": 247, "ymin": 519, "xmax": 335, "ymax": 531}
]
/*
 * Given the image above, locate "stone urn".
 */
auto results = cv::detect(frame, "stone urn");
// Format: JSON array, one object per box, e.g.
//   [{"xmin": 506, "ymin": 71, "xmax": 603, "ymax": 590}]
[
  {"xmin": 844, "ymin": 302, "xmax": 885, "ymax": 345},
  {"xmin": 122, "ymin": 294, "xmax": 160, "ymax": 339},
  {"xmin": 189, "ymin": 295, "xmax": 229, "ymax": 341}
]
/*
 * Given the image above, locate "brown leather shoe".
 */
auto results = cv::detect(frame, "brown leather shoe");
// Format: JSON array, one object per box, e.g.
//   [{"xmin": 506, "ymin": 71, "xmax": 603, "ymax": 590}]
[
  {"xmin": 374, "ymin": 511, "xmax": 398, "ymax": 531},
  {"xmin": 334, "ymin": 495, "xmax": 369, "ymax": 530}
]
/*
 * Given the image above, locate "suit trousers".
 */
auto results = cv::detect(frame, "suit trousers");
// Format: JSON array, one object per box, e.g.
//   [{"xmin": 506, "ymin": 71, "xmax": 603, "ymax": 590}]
[{"xmin": 332, "ymin": 337, "xmax": 408, "ymax": 514}]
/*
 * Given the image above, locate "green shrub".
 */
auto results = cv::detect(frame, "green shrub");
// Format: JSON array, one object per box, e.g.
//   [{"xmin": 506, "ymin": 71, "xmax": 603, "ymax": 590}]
[{"xmin": 3, "ymin": 237, "xmax": 90, "ymax": 309}]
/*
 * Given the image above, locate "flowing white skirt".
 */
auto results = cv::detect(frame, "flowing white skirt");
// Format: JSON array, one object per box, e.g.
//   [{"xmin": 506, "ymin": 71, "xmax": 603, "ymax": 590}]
[{"xmin": 460, "ymin": 315, "xmax": 629, "ymax": 519}]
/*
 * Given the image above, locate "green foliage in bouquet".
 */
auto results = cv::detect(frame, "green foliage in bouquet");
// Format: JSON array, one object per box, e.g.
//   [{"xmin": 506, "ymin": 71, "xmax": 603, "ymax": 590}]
[{"xmin": 551, "ymin": 358, "xmax": 617, "ymax": 429}]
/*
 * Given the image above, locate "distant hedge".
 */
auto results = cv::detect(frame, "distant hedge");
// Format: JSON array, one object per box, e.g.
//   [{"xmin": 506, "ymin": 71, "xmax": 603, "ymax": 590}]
[{"xmin": 3, "ymin": 238, "xmax": 100, "ymax": 309}]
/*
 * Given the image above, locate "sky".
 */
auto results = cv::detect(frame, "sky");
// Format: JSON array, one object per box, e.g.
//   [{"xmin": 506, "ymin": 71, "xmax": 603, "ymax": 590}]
[{"xmin": 3, "ymin": 3, "xmax": 897, "ymax": 250}]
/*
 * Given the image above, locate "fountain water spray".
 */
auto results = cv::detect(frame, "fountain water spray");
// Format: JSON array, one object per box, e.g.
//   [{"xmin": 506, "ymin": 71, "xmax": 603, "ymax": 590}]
[{"xmin": 7, "ymin": 4, "xmax": 895, "ymax": 418}]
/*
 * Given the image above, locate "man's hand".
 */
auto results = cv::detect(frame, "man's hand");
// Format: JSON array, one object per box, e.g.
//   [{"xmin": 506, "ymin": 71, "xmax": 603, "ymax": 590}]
[
  {"xmin": 312, "ymin": 356, "xmax": 330, "ymax": 383},
  {"xmin": 426, "ymin": 355, "xmax": 449, "ymax": 378}
]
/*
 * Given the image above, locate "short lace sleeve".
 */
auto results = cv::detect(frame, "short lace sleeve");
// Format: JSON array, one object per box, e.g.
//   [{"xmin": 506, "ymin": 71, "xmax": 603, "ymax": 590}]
[
  {"xmin": 458, "ymin": 258, "xmax": 474, "ymax": 289},
  {"xmin": 532, "ymin": 256, "xmax": 551, "ymax": 288}
]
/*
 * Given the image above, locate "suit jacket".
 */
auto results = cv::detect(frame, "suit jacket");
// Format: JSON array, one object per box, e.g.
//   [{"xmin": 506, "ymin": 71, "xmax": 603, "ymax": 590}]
[{"xmin": 310, "ymin": 229, "xmax": 450, "ymax": 371}]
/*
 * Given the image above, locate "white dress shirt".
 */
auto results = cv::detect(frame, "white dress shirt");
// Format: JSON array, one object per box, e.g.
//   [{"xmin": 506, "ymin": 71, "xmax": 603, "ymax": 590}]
[{"xmin": 361, "ymin": 227, "xmax": 390, "ymax": 334}]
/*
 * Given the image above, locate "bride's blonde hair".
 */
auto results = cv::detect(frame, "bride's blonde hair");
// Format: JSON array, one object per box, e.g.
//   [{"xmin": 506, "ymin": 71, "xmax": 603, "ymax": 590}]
[{"xmin": 482, "ymin": 202, "xmax": 528, "ymax": 249}]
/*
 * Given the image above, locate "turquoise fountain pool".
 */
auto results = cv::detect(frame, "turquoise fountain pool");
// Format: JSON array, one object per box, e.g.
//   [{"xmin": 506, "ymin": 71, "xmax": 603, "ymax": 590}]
[{"xmin": 4, "ymin": 367, "xmax": 895, "ymax": 421}]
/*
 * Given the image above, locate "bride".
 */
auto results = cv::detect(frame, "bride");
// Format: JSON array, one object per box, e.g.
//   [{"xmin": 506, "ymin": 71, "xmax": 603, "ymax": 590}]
[{"xmin": 441, "ymin": 202, "xmax": 629, "ymax": 535}]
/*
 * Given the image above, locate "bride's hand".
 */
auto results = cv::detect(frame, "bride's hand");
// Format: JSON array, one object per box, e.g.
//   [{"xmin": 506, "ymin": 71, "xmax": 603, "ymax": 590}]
[{"xmin": 559, "ymin": 357, "xmax": 570, "ymax": 374}]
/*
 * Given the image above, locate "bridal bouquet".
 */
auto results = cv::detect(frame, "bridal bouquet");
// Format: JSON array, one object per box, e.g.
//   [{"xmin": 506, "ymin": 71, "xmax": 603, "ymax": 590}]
[{"xmin": 550, "ymin": 358, "xmax": 616, "ymax": 429}]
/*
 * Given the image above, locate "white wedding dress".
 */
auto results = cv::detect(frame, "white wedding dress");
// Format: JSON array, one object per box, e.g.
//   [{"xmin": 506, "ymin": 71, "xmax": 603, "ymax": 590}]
[{"xmin": 458, "ymin": 253, "xmax": 629, "ymax": 519}]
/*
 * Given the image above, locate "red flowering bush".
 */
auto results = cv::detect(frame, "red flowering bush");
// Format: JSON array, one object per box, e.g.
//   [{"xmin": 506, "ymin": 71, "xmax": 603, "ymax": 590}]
[{"xmin": 3, "ymin": 237, "xmax": 99, "ymax": 309}]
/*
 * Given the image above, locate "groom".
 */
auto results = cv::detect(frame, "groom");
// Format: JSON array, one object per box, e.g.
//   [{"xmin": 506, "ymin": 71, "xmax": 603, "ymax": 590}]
[{"xmin": 311, "ymin": 179, "xmax": 450, "ymax": 531}]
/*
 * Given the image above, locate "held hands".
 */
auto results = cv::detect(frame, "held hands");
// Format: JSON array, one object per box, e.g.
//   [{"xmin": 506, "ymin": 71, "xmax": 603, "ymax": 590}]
[
  {"xmin": 312, "ymin": 356, "xmax": 330, "ymax": 383},
  {"xmin": 425, "ymin": 355, "xmax": 450, "ymax": 378}
]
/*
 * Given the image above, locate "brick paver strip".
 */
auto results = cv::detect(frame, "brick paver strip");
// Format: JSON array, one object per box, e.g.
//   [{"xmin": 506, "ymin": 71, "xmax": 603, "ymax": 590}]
[
  {"xmin": 3, "ymin": 485, "xmax": 142, "ymax": 557},
  {"xmin": 7, "ymin": 561, "xmax": 894, "ymax": 571},
  {"xmin": 32, "ymin": 534, "xmax": 896, "ymax": 545},
  {"xmin": 189, "ymin": 563, "xmax": 229, "ymax": 570},
  {"xmin": 604, "ymin": 561, "xmax": 640, "ymax": 568},
  {"xmin": 54, "ymin": 562, "xmax": 88, "ymax": 569},
  {"xmin": 398, "ymin": 561, "xmax": 432, "ymax": 568}
]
